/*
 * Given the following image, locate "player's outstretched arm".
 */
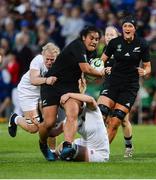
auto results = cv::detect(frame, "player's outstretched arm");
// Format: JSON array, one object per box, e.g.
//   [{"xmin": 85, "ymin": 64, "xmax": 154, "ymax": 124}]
[{"xmin": 60, "ymin": 93, "xmax": 97, "ymax": 110}]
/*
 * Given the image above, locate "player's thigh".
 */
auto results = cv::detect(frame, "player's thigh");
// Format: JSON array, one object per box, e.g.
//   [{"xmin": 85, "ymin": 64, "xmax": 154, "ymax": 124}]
[
  {"xmin": 19, "ymin": 96, "xmax": 39, "ymax": 112},
  {"xmin": 63, "ymin": 98, "xmax": 82, "ymax": 117},
  {"xmin": 41, "ymin": 84, "xmax": 61, "ymax": 107},
  {"xmin": 42, "ymin": 105, "xmax": 58, "ymax": 127},
  {"xmin": 97, "ymin": 95, "xmax": 115, "ymax": 108},
  {"xmin": 98, "ymin": 84, "xmax": 117, "ymax": 108}
]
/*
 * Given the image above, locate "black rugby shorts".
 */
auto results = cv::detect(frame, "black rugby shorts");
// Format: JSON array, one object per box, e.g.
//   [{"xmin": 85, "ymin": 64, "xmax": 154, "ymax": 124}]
[
  {"xmin": 100, "ymin": 81, "xmax": 139, "ymax": 110},
  {"xmin": 41, "ymin": 82, "xmax": 79, "ymax": 107}
]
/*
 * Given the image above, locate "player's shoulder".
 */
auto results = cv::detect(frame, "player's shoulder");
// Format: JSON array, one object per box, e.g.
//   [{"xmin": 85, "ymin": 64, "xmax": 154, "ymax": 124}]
[
  {"xmin": 109, "ymin": 36, "xmax": 121, "ymax": 45},
  {"xmin": 69, "ymin": 38, "xmax": 84, "ymax": 49},
  {"xmin": 31, "ymin": 54, "xmax": 43, "ymax": 63},
  {"xmin": 33, "ymin": 54, "xmax": 43, "ymax": 60},
  {"xmin": 113, "ymin": 36, "xmax": 121, "ymax": 42},
  {"xmin": 135, "ymin": 36, "xmax": 149, "ymax": 47},
  {"xmin": 30, "ymin": 54, "xmax": 43, "ymax": 68}
]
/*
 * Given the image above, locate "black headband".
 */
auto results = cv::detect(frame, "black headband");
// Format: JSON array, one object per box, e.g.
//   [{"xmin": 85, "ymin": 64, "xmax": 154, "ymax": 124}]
[{"xmin": 122, "ymin": 16, "xmax": 137, "ymax": 28}]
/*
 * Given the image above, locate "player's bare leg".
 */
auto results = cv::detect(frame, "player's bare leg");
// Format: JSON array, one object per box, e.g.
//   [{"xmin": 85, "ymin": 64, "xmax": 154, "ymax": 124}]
[
  {"xmin": 60, "ymin": 98, "xmax": 81, "ymax": 160},
  {"xmin": 39, "ymin": 105, "xmax": 58, "ymax": 161},
  {"xmin": 108, "ymin": 104, "xmax": 129, "ymax": 144},
  {"xmin": 122, "ymin": 114, "xmax": 133, "ymax": 158}
]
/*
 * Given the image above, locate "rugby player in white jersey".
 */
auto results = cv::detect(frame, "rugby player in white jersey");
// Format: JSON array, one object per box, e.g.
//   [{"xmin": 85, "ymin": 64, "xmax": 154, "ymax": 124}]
[
  {"xmin": 60, "ymin": 92, "xmax": 110, "ymax": 162},
  {"xmin": 50, "ymin": 79, "xmax": 109, "ymax": 162},
  {"xmin": 8, "ymin": 43, "xmax": 60, "ymax": 155}
]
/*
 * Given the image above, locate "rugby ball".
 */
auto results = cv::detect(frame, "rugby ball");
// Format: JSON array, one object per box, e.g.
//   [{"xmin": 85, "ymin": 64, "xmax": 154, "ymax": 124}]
[{"xmin": 85, "ymin": 58, "xmax": 104, "ymax": 82}]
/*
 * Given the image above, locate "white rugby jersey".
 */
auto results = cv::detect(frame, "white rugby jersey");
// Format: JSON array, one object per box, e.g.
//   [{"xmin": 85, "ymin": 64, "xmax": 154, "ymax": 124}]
[
  {"xmin": 17, "ymin": 55, "xmax": 48, "ymax": 98},
  {"xmin": 78, "ymin": 105, "xmax": 109, "ymax": 154}
]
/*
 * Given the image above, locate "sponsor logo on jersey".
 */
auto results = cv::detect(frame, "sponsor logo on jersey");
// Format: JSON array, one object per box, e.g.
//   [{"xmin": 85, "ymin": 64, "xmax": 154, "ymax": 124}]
[
  {"xmin": 101, "ymin": 89, "xmax": 108, "ymax": 95},
  {"xmin": 88, "ymin": 58, "xmax": 93, "ymax": 64},
  {"xmin": 42, "ymin": 99, "xmax": 47, "ymax": 106},
  {"xmin": 133, "ymin": 47, "xmax": 141, "ymax": 52},
  {"xmin": 124, "ymin": 52, "xmax": 130, "ymax": 56},
  {"xmin": 116, "ymin": 44, "xmax": 122, "ymax": 52},
  {"xmin": 110, "ymin": 54, "xmax": 114, "ymax": 59},
  {"xmin": 125, "ymin": 103, "xmax": 130, "ymax": 107}
]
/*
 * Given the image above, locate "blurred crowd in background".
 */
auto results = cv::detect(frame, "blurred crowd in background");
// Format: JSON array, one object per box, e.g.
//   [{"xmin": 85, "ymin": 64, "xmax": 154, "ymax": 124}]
[{"xmin": 0, "ymin": 0, "xmax": 156, "ymax": 124}]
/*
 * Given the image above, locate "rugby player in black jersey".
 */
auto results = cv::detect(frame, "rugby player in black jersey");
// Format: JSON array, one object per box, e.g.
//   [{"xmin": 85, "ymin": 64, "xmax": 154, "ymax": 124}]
[
  {"xmin": 98, "ymin": 16, "xmax": 151, "ymax": 154},
  {"xmin": 39, "ymin": 26, "xmax": 105, "ymax": 161},
  {"xmin": 99, "ymin": 26, "xmax": 134, "ymax": 157}
]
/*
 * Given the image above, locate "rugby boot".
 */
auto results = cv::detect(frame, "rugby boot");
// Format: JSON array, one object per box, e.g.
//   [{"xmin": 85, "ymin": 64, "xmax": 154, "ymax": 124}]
[
  {"xmin": 39, "ymin": 141, "xmax": 56, "ymax": 161},
  {"xmin": 8, "ymin": 113, "xmax": 18, "ymax": 137}
]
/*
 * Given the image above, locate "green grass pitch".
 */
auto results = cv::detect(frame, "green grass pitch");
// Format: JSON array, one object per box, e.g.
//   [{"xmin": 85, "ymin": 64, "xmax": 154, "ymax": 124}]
[{"xmin": 0, "ymin": 123, "xmax": 156, "ymax": 179}]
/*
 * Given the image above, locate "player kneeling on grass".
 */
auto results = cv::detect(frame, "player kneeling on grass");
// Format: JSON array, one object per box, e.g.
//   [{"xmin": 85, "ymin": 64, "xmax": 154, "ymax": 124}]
[{"xmin": 54, "ymin": 92, "xmax": 110, "ymax": 162}]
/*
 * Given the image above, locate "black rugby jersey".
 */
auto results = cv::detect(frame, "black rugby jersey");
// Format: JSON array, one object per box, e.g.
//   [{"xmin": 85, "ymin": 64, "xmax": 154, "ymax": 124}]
[
  {"xmin": 103, "ymin": 46, "xmax": 114, "ymax": 68},
  {"xmin": 45, "ymin": 38, "xmax": 96, "ymax": 83},
  {"xmin": 105, "ymin": 36, "xmax": 150, "ymax": 82}
]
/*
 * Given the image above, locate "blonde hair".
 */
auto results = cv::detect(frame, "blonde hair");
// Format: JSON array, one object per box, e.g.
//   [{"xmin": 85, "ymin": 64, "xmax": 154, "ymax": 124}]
[
  {"xmin": 42, "ymin": 42, "xmax": 60, "ymax": 56},
  {"xmin": 105, "ymin": 26, "xmax": 121, "ymax": 36}
]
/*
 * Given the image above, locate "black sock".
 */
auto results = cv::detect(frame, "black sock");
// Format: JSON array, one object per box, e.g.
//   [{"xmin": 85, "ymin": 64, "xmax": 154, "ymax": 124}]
[{"xmin": 124, "ymin": 136, "xmax": 132, "ymax": 148}]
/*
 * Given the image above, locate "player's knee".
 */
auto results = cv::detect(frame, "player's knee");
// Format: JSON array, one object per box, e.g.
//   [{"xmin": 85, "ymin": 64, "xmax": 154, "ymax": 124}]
[
  {"xmin": 108, "ymin": 119, "xmax": 120, "ymax": 131},
  {"xmin": 98, "ymin": 104, "xmax": 110, "ymax": 117},
  {"xmin": 110, "ymin": 121, "xmax": 120, "ymax": 130},
  {"xmin": 112, "ymin": 109, "xmax": 126, "ymax": 121},
  {"xmin": 27, "ymin": 125, "xmax": 39, "ymax": 133},
  {"xmin": 44, "ymin": 120, "xmax": 55, "ymax": 130}
]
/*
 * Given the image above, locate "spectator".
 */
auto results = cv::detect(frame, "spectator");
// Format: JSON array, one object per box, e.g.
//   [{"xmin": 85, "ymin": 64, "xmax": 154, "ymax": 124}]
[
  {"xmin": 134, "ymin": 0, "xmax": 151, "ymax": 37},
  {"xmin": 13, "ymin": 32, "xmax": 33, "ymax": 79},
  {"xmin": 61, "ymin": 6, "xmax": 85, "ymax": 45},
  {"xmin": 2, "ymin": 17, "xmax": 18, "ymax": 50},
  {"xmin": 82, "ymin": 0, "xmax": 97, "ymax": 25},
  {"xmin": 0, "ymin": 66, "xmax": 12, "ymax": 117},
  {"xmin": 47, "ymin": 12, "xmax": 65, "ymax": 48}
]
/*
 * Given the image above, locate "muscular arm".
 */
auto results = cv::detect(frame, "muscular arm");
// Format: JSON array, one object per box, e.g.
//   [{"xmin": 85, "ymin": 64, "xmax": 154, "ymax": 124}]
[
  {"xmin": 30, "ymin": 69, "xmax": 46, "ymax": 85},
  {"xmin": 30, "ymin": 69, "xmax": 57, "ymax": 85},
  {"xmin": 79, "ymin": 63, "xmax": 104, "ymax": 77},
  {"xmin": 60, "ymin": 93, "xmax": 97, "ymax": 110}
]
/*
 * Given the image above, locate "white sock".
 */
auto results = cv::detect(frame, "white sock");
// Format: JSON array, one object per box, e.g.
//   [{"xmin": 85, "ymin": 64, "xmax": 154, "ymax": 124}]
[{"xmin": 14, "ymin": 116, "xmax": 22, "ymax": 125}]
